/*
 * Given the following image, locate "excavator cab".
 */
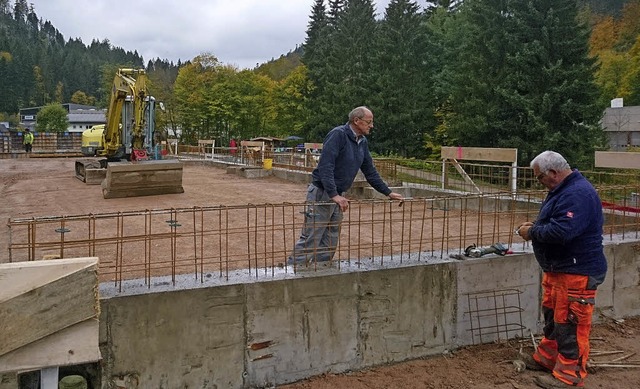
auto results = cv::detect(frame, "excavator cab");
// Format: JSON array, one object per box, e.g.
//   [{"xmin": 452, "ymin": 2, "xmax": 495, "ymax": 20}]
[{"xmin": 80, "ymin": 125, "xmax": 105, "ymax": 156}]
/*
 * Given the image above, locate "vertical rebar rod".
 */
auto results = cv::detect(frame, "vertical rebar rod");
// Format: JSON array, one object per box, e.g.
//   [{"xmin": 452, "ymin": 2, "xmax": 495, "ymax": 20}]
[
  {"xmin": 28, "ymin": 219, "xmax": 35, "ymax": 261},
  {"xmin": 200, "ymin": 207, "xmax": 204, "ymax": 283},
  {"xmin": 224, "ymin": 207, "xmax": 229, "ymax": 281},
  {"xmin": 417, "ymin": 199, "xmax": 426, "ymax": 261},
  {"xmin": 192, "ymin": 207, "xmax": 198, "ymax": 279},
  {"xmin": 382, "ymin": 200, "xmax": 388, "ymax": 264},
  {"xmin": 116, "ymin": 212, "xmax": 123, "ymax": 292},
  {"xmin": 170, "ymin": 208, "xmax": 177, "ymax": 285},
  {"xmin": 400, "ymin": 200, "xmax": 407, "ymax": 262},
  {"xmin": 145, "ymin": 210, "xmax": 151, "ymax": 287}
]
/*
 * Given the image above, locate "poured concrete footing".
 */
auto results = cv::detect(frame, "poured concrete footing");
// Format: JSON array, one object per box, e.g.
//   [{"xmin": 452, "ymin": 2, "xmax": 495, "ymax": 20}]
[{"xmin": 225, "ymin": 165, "xmax": 271, "ymax": 178}]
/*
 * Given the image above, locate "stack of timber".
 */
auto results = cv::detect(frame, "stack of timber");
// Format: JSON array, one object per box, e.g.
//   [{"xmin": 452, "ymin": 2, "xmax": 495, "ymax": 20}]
[{"xmin": 0, "ymin": 258, "xmax": 101, "ymax": 373}]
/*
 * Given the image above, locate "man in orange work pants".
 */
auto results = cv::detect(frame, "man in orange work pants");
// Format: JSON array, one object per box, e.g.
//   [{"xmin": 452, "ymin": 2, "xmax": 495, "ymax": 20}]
[
  {"xmin": 533, "ymin": 273, "xmax": 604, "ymax": 386},
  {"xmin": 518, "ymin": 151, "xmax": 607, "ymax": 389}
]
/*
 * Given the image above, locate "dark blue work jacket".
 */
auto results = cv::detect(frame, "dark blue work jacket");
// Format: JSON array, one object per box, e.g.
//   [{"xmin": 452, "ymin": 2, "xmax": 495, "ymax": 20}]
[
  {"xmin": 312, "ymin": 124, "xmax": 391, "ymax": 198},
  {"xmin": 529, "ymin": 170, "xmax": 607, "ymax": 276}
]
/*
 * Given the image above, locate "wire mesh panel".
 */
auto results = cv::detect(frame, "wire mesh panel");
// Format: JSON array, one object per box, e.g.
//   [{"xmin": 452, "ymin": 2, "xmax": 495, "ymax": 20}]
[{"xmin": 465, "ymin": 288, "xmax": 526, "ymax": 345}]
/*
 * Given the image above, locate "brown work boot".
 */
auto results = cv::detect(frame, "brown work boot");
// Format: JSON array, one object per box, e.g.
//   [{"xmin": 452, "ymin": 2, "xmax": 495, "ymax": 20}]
[
  {"xmin": 534, "ymin": 375, "xmax": 572, "ymax": 389},
  {"xmin": 519, "ymin": 352, "xmax": 550, "ymax": 372}
]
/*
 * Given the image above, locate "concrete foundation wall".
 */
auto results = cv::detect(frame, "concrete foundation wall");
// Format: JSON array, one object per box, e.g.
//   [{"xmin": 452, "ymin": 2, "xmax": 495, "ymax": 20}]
[
  {"xmin": 93, "ymin": 240, "xmax": 638, "ymax": 389},
  {"xmin": 2, "ymin": 240, "xmax": 638, "ymax": 389}
]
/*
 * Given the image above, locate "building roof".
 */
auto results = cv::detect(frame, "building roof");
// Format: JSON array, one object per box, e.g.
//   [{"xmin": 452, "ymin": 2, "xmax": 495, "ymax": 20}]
[
  {"xmin": 68, "ymin": 109, "xmax": 106, "ymax": 124},
  {"xmin": 250, "ymin": 136, "xmax": 284, "ymax": 142},
  {"xmin": 20, "ymin": 103, "xmax": 98, "ymax": 115}
]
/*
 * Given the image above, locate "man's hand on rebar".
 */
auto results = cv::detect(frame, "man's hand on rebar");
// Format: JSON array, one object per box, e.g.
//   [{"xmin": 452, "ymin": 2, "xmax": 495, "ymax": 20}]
[
  {"xmin": 516, "ymin": 222, "xmax": 534, "ymax": 241},
  {"xmin": 388, "ymin": 192, "xmax": 404, "ymax": 201},
  {"xmin": 332, "ymin": 194, "xmax": 349, "ymax": 212}
]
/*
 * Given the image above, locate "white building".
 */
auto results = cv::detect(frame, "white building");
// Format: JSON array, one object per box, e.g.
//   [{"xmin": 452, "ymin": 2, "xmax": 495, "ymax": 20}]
[{"xmin": 19, "ymin": 103, "xmax": 106, "ymax": 133}]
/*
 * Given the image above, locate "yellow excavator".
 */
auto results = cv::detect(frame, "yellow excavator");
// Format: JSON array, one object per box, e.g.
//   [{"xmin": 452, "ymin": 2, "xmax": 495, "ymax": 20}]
[{"xmin": 75, "ymin": 68, "xmax": 184, "ymax": 199}]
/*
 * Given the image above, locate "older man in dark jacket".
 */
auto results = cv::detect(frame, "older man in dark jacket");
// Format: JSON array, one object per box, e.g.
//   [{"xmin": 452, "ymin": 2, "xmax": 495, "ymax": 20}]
[
  {"xmin": 289, "ymin": 106, "xmax": 403, "ymax": 268},
  {"xmin": 518, "ymin": 151, "xmax": 607, "ymax": 389}
]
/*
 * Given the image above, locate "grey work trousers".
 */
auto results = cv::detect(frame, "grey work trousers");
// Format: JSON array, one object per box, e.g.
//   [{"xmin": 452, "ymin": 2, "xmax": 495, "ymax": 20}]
[{"xmin": 289, "ymin": 184, "xmax": 343, "ymax": 264}]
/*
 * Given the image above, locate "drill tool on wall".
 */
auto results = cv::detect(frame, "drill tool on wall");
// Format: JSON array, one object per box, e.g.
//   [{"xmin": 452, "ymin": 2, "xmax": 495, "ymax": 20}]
[{"xmin": 449, "ymin": 242, "xmax": 509, "ymax": 260}]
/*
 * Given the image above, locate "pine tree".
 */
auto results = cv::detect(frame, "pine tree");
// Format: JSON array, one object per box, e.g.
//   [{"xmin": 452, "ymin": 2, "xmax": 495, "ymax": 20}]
[
  {"xmin": 327, "ymin": 0, "xmax": 378, "ymax": 126},
  {"xmin": 444, "ymin": 0, "xmax": 602, "ymax": 167},
  {"xmin": 372, "ymin": 0, "xmax": 432, "ymax": 157}
]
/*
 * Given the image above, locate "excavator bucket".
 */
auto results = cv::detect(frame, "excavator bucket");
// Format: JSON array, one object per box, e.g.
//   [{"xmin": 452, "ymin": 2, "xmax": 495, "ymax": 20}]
[{"xmin": 101, "ymin": 160, "xmax": 184, "ymax": 199}]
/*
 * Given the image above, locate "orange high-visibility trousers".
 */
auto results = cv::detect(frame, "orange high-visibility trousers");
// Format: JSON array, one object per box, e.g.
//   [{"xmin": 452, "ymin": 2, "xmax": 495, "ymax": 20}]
[{"xmin": 533, "ymin": 272, "xmax": 598, "ymax": 387}]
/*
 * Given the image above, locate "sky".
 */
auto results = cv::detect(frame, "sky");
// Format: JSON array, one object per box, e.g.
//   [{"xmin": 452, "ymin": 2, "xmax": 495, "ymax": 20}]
[{"xmin": 27, "ymin": 0, "xmax": 426, "ymax": 70}]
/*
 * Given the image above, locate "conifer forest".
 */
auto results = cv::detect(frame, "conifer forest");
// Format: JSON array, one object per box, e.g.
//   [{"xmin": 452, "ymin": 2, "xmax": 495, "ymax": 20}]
[{"xmin": 1, "ymin": 0, "xmax": 639, "ymax": 166}]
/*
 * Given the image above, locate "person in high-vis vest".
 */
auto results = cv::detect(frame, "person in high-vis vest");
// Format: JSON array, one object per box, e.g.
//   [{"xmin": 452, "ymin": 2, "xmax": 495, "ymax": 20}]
[
  {"xmin": 23, "ymin": 128, "xmax": 34, "ymax": 153},
  {"xmin": 517, "ymin": 151, "xmax": 607, "ymax": 389}
]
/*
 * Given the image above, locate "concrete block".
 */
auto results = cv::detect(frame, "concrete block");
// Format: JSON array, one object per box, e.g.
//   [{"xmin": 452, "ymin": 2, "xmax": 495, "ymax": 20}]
[
  {"xmin": 241, "ymin": 167, "xmax": 271, "ymax": 179},
  {"xmin": 101, "ymin": 160, "xmax": 184, "ymax": 199}
]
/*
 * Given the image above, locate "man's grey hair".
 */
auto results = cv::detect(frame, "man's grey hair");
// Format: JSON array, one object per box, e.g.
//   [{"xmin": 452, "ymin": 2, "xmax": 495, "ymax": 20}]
[
  {"xmin": 348, "ymin": 106, "xmax": 371, "ymax": 123},
  {"xmin": 530, "ymin": 150, "xmax": 571, "ymax": 173}
]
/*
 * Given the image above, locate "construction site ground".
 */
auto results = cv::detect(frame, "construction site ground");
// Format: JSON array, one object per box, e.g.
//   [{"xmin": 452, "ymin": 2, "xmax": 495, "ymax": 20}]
[
  {"xmin": 0, "ymin": 158, "xmax": 308, "ymax": 260},
  {"xmin": 1, "ymin": 158, "xmax": 639, "ymax": 388},
  {"xmin": 282, "ymin": 316, "xmax": 640, "ymax": 389}
]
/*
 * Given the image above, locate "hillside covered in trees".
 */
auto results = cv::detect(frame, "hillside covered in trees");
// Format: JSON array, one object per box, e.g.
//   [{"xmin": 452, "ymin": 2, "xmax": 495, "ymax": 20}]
[{"xmin": 2, "ymin": 0, "xmax": 640, "ymax": 167}]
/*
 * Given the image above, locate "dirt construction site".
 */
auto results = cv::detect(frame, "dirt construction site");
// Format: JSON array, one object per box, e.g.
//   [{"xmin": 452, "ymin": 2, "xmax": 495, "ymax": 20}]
[{"xmin": 2, "ymin": 157, "xmax": 640, "ymax": 389}]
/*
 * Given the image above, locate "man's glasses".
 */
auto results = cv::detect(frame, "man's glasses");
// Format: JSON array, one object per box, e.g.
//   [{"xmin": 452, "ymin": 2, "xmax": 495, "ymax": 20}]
[
  {"xmin": 358, "ymin": 118, "xmax": 373, "ymax": 125},
  {"xmin": 536, "ymin": 172, "xmax": 546, "ymax": 181}
]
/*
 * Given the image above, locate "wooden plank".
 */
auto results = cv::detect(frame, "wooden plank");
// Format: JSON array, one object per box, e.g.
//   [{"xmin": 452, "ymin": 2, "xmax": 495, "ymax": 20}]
[
  {"xmin": 0, "ymin": 257, "xmax": 99, "ymax": 357},
  {"xmin": 0, "ymin": 319, "xmax": 100, "ymax": 373},
  {"xmin": 441, "ymin": 147, "xmax": 517, "ymax": 163},
  {"xmin": 595, "ymin": 151, "xmax": 640, "ymax": 169},
  {"xmin": 240, "ymin": 141, "xmax": 264, "ymax": 148},
  {"xmin": 304, "ymin": 143, "xmax": 323, "ymax": 150}
]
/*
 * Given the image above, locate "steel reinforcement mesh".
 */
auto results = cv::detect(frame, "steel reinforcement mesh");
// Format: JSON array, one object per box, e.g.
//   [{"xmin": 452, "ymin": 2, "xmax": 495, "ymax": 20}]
[{"xmin": 7, "ymin": 189, "xmax": 640, "ymax": 291}]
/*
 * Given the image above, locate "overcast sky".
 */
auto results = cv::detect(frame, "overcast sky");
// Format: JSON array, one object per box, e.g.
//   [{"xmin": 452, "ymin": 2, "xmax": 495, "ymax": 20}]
[{"xmin": 27, "ymin": 1, "xmax": 427, "ymax": 69}]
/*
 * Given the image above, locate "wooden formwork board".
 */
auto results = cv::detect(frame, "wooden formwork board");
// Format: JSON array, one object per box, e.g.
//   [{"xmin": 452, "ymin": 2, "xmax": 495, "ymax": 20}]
[
  {"xmin": 441, "ymin": 147, "xmax": 518, "ymax": 163},
  {"xmin": 0, "ymin": 319, "xmax": 99, "ymax": 373},
  {"xmin": 595, "ymin": 151, "xmax": 640, "ymax": 169},
  {"xmin": 0, "ymin": 257, "xmax": 100, "ymax": 371}
]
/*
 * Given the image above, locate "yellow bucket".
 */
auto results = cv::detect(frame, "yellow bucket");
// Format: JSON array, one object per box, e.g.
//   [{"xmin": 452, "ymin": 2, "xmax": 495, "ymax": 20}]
[{"xmin": 263, "ymin": 158, "xmax": 273, "ymax": 170}]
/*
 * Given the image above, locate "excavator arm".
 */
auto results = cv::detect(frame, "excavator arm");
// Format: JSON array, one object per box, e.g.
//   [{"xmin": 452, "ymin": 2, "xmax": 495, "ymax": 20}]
[{"xmin": 102, "ymin": 68, "xmax": 149, "ymax": 159}]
